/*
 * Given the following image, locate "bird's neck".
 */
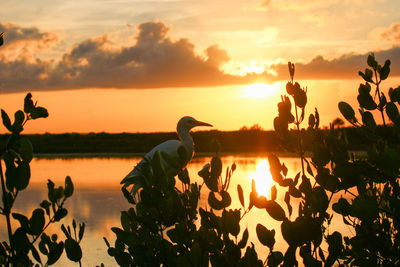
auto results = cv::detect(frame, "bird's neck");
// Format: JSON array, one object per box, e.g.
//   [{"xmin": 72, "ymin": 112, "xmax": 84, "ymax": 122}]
[{"xmin": 178, "ymin": 129, "xmax": 194, "ymax": 160}]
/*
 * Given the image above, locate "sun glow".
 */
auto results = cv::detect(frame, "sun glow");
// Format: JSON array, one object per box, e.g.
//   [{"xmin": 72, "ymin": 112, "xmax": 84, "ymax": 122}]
[
  {"xmin": 249, "ymin": 159, "xmax": 274, "ymax": 197},
  {"xmin": 242, "ymin": 82, "xmax": 279, "ymax": 98}
]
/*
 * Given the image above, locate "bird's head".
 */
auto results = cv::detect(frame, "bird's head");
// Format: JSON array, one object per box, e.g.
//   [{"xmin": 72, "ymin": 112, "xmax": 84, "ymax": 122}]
[{"xmin": 177, "ymin": 116, "xmax": 212, "ymax": 132}]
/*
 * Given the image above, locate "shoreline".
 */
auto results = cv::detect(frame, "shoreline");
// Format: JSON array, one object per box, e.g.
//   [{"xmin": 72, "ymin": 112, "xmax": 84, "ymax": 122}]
[{"xmin": 33, "ymin": 150, "xmax": 367, "ymax": 159}]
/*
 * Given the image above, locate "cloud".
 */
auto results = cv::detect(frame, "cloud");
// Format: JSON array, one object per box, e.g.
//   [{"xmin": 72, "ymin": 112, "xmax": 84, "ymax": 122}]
[
  {"xmin": 0, "ymin": 21, "xmax": 245, "ymax": 92},
  {"xmin": 379, "ymin": 22, "xmax": 400, "ymax": 45},
  {"xmin": 257, "ymin": 0, "xmax": 339, "ymax": 11},
  {"xmin": 263, "ymin": 47, "xmax": 400, "ymax": 81},
  {"xmin": 0, "ymin": 23, "xmax": 58, "ymax": 50},
  {"xmin": 0, "ymin": 21, "xmax": 400, "ymax": 93}
]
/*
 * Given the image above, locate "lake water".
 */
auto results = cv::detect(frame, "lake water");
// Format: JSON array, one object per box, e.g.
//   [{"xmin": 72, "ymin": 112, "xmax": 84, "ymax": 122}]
[{"xmin": 0, "ymin": 155, "xmax": 351, "ymax": 266}]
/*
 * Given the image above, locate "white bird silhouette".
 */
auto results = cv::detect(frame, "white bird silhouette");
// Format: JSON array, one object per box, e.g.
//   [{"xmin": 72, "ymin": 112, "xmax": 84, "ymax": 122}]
[{"xmin": 121, "ymin": 116, "xmax": 212, "ymax": 193}]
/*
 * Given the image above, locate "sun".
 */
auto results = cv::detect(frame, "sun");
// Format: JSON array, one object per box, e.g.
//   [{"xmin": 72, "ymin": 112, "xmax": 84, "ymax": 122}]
[
  {"xmin": 248, "ymin": 159, "xmax": 274, "ymax": 197},
  {"xmin": 242, "ymin": 82, "xmax": 279, "ymax": 98}
]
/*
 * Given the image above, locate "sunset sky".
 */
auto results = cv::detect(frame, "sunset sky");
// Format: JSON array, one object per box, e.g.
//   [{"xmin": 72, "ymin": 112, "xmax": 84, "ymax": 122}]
[{"xmin": 0, "ymin": 0, "xmax": 399, "ymax": 133}]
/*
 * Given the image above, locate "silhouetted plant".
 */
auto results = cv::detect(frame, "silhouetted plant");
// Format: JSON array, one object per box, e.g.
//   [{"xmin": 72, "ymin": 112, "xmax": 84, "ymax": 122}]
[
  {"xmin": 335, "ymin": 54, "xmax": 400, "ymax": 265},
  {"xmin": 260, "ymin": 54, "xmax": 400, "ymax": 266},
  {"xmin": 0, "ymin": 33, "xmax": 84, "ymax": 266},
  {"xmin": 105, "ymin": 143, "xmax": 264, "ymax": 266}
]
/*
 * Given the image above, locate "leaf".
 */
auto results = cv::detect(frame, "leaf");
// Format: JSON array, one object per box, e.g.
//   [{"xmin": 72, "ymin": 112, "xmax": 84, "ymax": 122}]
[
  {"xmin": 61, "ymin": 224, "xmax": 71, "ymax": 239},
  {"xmin": 256, "ymin": 224, "xmax": 275, "ymax": 249},
  {"xmin": 204, "ymin": 174, "xmax": 218, "ymax": 192},
  {"xmin": 19, "ymin": 137, "xmax": 34, "ymax": 163},
  {"xmin": 78, "ymin": 223, "xmax": 85, "ymax": 241},
  {"xmin": 46, "ymin": 242, "xmax": 64, "ymax": 265},
  {"xmin": 12, "ymin": 213, "xmax": 30, "ymax": 231},
  {"xmin": 15, "ymin": 162, "xmax": 31, "ymax": 191},
  {"xmin": 12, "ymin": 110, "xmax": 25, "ymax": 132},
  {"xmin": 5, "ymin": 166, "xmax": 17, "ymax": 191},
  {"xmin": 177, "ymin": 168, "xmax": 190, "ymax": 184},
  {"xmin": 54, "ymin": 208, "xmax": 68, "ymax": 222},
  {"xmin": 103, "ymin": 237, "xmax": 110, "ymax": 248},
  {"xmin": 270, "ymin": 185, "xmax": 277, "ymax": 201},
  {"xmin": 24, "ymin": 93, "xmax": 35, "ymax": 113},
  {"xmin": 351, "ymin": 195, "xmax": 378, "ymax": 221},
  {"xmin": 1, "ymin": 109, "xmax": 12, "ymax": 131},
  {"xmin": 211, "ymin": 156, "xmax": 222, "ymax": 178},
  {"xmin": 308, "ymin": 114, "xmax": 315, "ymax": 128},
  {"xmin": 326, "ymin": 232, "xmax": 343, "ymax": 266},
  {"xmin": 379, "ymin": 59, "xmax": 391, "ymax": 80},
  {"xmin": 367, "ymin": 53, "xmax": 377, "ymax": 69},
  {"xmin": 361, "ymin": 111, "xmax": 377, "ymax": 130},
  {"xmin": 288, "ymin": 185, "xmax": 302, "ymax": 198},
  {"xmin": 29, "ymin": 209, "xmax": 45, "ymax": 235},
  {"xmin": 65, "ymin": 238, "xmax": 82, "ymax": 262},
  {"xmin": 305, "ymin": 159, "xmax": 314, "ymax": 177},
  {"xmin": 357, "ymin": 93, "xmax": 377, "ymax": 110},
  {"xmin": 208, "ymin": 191, "xmax": 231, "ymax": 210},
  {"xmin": 40, "ymin": 200, "xmax": 51, "ymax": 215},
  {"xmin": 299, "ymin": 175, "xmax": 312, "ymax": 195},
  {"xmin": 365, "ymin": 68, "xmax": 374, "ymax": 82},
  {"xmin": 338, "ymin": 102, "xmax": 357, "ymax": 124},
  {"xmin": 359, "ymin": 71, "xmax": 373, "ymax": 83},
  {"xmin": 278, "ymin": 178, "xmax": 293, "ymax": 187},
  {"xmin": 281, "ymin": 163, "xmax": 288, "ymax": 177},
  {"xmin": 31, "ymin": 244, "xmax": 42, "ymax": 264},
  {"xmin": 254, "ymin": 195, "xmax": 268, "ymax": 209},
  {"xmin": 315, "ymin": 168, "xmax": 340, "ymax": 192},
  {"xmin": 294, "ymin": 172, "xmax": 300, "ymax": 185},
  {"xmin": 121, "ymin": 211, "xmax": 130, "ymax": 231},
  {"xmin": 310, "ymin": 186, "xmax": 329, "ymax": 213},
  {"xmin": 386, "ymin": 102, "xmax": 399, "ymax": 123},
  {"xmin": 237, "ymin": 184, "xmax": 245, "ymax": 208},
  {"xmin": 284, "ymin": 192, "xmax": 292, "ymax": 217},
  {"xmin": 268, "ymin": 154, "xmax": 283, "ymax": 183},
  {"xmin": 238, "ymin": 228, "xmax": 249, "ymax": 248},
  {"xmin": 64, "ymin": 176, "xmax": 74, "ymax": 198},
  {"xmin": 11, "ymin": 228, "xmax": 30, "ymax": 254},
  {"xmin": 39, "ymin": 240, "xmax": 49, "ymax": 255},
  {"xmin": 265, "ymin": 200, "xmax": 286, "ymax": 221},
  {"xmin": 30, "ymin": 107, "xmax": 49, "ymax": 119},
  {"xmin": 121, "ymin": 187, "xmax": 135, "ymax": 204},
  {"xmin": 267, "ymin": 251, "xmax": 284, "ymax": 267},
  {"xmin": 198, "ymin": 163, "xmax": 210, "ymax": 179}
]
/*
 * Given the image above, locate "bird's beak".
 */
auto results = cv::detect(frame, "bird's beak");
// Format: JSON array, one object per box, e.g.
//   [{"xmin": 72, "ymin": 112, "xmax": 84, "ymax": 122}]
[{"xmin": 195, "ymin": 120, "xmax": 213, "ymax": 127}]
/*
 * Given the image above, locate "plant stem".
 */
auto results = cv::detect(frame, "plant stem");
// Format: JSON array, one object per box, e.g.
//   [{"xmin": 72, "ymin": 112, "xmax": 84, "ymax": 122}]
[
  {"xmin": 0, "ymin": 159, "xmax": 14, "ymax": 257},
  {"xmin": 374, "ymin": 69, "xmax": 386, "ymax": 126},
  {"xmin": 294, "ymin": 103, "xmax": 305, "ymax": 176}
]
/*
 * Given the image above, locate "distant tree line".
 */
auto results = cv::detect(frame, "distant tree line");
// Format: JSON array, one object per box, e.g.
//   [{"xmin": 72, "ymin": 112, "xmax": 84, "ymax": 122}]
[{"xmin": 0, "ymin": 126, "xmax": 395, "ymax": 154}]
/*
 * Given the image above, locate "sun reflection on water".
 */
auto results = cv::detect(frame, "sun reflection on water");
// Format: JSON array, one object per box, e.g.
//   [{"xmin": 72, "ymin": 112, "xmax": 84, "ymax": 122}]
[{"xmin": 248, "ymin": 159, "xmax": 274, "ymax": 197}]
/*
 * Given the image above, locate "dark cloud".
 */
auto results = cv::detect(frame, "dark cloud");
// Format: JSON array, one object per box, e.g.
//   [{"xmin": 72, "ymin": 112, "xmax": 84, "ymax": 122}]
[
  {"xmin": 264, "ymin": 47, "xmax": 400, "ymax": 82},
  {"xmin": 0, "ymin": 21, "xmax": 400, "ymax": 93},
  {"xmin": 0, "ymin": 23, "xmax": 57, "ymax": 48},
  {"xmin": 1, "ymin": 21, "xmax": 244, "ymax": 91}
]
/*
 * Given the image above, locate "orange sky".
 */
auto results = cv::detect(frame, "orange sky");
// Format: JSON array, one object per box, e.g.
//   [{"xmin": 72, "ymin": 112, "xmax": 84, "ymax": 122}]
[{"xmin": 0, "ymin": 0, "xmax": 399, "ymax": 133}]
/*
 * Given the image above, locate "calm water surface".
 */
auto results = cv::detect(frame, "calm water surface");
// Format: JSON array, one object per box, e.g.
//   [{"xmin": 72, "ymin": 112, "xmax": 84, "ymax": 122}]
[{"xmin": 0, "ymin": 155, "xmax": 351, "ymax": 266}]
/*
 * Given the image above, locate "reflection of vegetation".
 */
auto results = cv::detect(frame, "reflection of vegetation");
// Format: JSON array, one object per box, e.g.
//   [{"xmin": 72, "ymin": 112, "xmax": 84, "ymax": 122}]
[
  {"xmin": 0, "ymin": 32, "xmax": 85, "ymax": 267},
  {"xmin": 108, "ymin": 55, "xmax": 400, "ymax": 266}
]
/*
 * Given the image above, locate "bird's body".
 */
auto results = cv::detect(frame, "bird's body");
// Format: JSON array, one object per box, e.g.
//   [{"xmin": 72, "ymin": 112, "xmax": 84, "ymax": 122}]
[{"xmin": 121, "ymin": 116, "xmax": 212, "ymax": 192}]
